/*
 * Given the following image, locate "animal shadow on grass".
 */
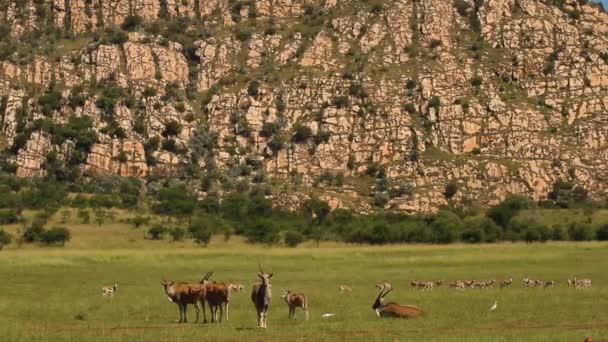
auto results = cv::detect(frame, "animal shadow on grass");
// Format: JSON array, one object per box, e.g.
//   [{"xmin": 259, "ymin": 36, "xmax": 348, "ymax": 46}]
[{"xmin": 235, "ymin": 327, "xmax": 256, "ymax": 331}]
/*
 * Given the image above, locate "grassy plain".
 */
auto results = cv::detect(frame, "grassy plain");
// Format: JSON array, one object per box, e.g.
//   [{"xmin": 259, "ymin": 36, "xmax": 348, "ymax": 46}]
[{"xmin": 0, "ymin": 221, "xmax": 607, "ymax": 342}]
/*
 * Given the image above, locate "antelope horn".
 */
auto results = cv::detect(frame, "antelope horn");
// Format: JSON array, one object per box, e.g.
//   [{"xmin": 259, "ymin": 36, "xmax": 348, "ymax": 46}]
[
  {"xmin": 375, "ymin": 287, "xmax": 385, "ymax": 301},
  {"xmin": 258, "ymin": 263, "xmax": 264, "ymax": 274},
  {"xmin": 381, "ymin": 287, "xmax": 393, "ymax": 298}
]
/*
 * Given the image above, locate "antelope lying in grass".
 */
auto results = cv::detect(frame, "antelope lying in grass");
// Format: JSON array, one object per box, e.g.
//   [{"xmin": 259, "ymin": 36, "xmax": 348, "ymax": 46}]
[
  {"xmin": 375, "ymin": 281, "xmax": 392, "ymax": 291},
  {"xmin": 337, "ymin": 285, "xmax": 352, "ymax": 294},
  {"xmin": 500, "ymin": 277, "xmax": 513, "ymax": 289},
  {"xmin": 281, "ymin": 290, "xmax": 309, "ymax": 320},
  {"xmin": 372, "ymin": 287, "xmax": 424, "ymax": 318},
  {"xmin": 448, "ymin": 280, "xmax": 466, "ymax": 290},
  {"xmin": 228, "ymin": 283, "xmax": 245, "ymax": 292},
  {"xmin": 102, "ymin": 282, "xmax": 118, "ymax": 296},
  {"xmin": 523, "ymin": 278, "xmax": 543, "ymax": 288},
  {"xmin": 251, "ymin": 264, "xmax": 273, "ymax": 328},
  {"xmin": 435, "ymin": 280, "xmax": 444, "ymax": 287},
  {"xmin": 200, "ymin": 272, "xmax": 230, "ymax": 323},
  {"xmin": 473, "ymin": 280, "xmax": 495, "ymax": 289},
  {"xmin": 411, "ymin": 281, "xmax": 434, "ymax": 290},
  {"xmin": 543, "ymin": 281, "xmax": 555, "ymax": 288},
  {"xmin": 461, "ymin": 280, "xmax": 475, "ymax": 288},
  {"xmin": 569, "ymin": 277, "xmax": 592, "ymax": 288},
  {"xmin": 161, "ymin": 277, "xmax": 206, "ymax": 323}
]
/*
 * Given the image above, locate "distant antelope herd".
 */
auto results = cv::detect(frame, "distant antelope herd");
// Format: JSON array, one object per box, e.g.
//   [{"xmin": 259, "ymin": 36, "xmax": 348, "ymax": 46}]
[{"xmin": 100, "ymin": 271, "xmax": 593, "ymax": 328}]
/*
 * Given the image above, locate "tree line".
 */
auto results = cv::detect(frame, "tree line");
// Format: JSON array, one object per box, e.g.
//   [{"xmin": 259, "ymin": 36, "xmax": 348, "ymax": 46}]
[{"xmin": 1, "ymin": 172, "xmax": 608, "ymax": 249}]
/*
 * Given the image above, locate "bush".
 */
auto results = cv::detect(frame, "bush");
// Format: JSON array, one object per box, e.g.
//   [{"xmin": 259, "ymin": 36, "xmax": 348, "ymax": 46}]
[
  {"xmin": 372, "ymin": 192, "xmax": 390, "ymax": 208},
  {"xmin": 524, "ymin": 227, "xmax": 541, "ymax": 243},
  {"xmin": 40, "ymin": 227, "xmax": 71, "ymax": 246},
  {"xmin": 470, "ymin": 76, "xmax": 483, "ymax": 87},
  {"xmin": 247, "ymin": 80, "xmax": 260, "ymax": 97},
  {"xmin": 454, "ymin": 0, "xmax": 470, "ymax": 16},
  {"xmin": 77, "ymin": 209, "xmax": 90, "ymax": 224},
  {"xmin": 461, "ymin": 226, "xmax": 484, "ymax": 243},
  {"xmin": 568, "ymin": 223, "xmax": 593, "ymax": 241},
  {"xmin": 332, "ymin": 96, "xmax": 350, "ymax": 109},
  {"xmin": 22, "ymin": 220, "xmax": 46, "ymax": 243},
  {"xmin": 0, "ymin": 209, "xmax": 19, "ymax": 224},
  {"xmin": 147, "ymin": 224, "xmax": 167, "ymax": 240},
  {"xmin": 130, "ymin": 215, "xmax": 150, "ymax": 229},
  {"xmin": 191, "ymin": 225, "xmax": 212, "ymax": 245},
  {"xmin": 0, "ymin": 229, "xmax": 12, "ymax": 250},
  {"xmin": 293, "ymin": 125, "xmax": 313, "ymax": 143},
  {"xmin": 243, "ymin": 220, "xmax": 280, "ymax": 244},
  {"xmin": 284, "ymin": 230, "xmax": 305, "ymax": 247},
  {"xmin": 596, "ymin": 224, "xmax": 608, "ymax": 241},
  {"xmin": 189, "ymin": 220, "xmax": 212, "ymax": 246},
  {"xmin": 429, "ymin": 96, "xmax": 441, "ymax": 112},
  {"xmin": 444, "ymin": 181, "xmax": 458, "ymax": 199},
  {"xmin": 169, "ymin": 227, "xmax": 186, "ymax": 241},
  {"xmin": 121, "ymin": 15, "xmax": 143, "ymax": 31},
  {"xmin": 162, "ymin": 120, "xmax": 182, "ymax": 137},
  {"xmin": 104, "ymin": 26, "xmax": 128, "ymax": 45},
  {"xmin": 551, "ymin": 225, "xmax": 568, "ymax": 241},
  {"xmin": 428, "ymin": 211, "xmax": 462, "ymax": 244},
  {"xmin": 487, "ymin": 195, "xmax": 532, "ymax": 228},
  {"xmin": 302, "ymin": 197, "xmax": 331, "ymax": 225},
  {"xmin": 260, "ymin": 122, "xmax": 279, "ymax": 138},
  {"xmin": 38, "ymin": 89, "xmax": 63, "ymax": 116},
  {"xmin": 462, "ymin": 216, "xmax": 502, "ymax": 243}
]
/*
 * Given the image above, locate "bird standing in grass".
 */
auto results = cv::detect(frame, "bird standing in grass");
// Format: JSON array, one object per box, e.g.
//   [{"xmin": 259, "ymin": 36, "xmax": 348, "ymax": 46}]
[{"xmin": 489, "ymin": 301, "xmax": 497, "ymax": 312}]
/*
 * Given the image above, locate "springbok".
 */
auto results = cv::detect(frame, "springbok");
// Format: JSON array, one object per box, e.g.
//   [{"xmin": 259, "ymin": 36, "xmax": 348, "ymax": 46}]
[
  {"xmin": 161, "ymin": 277, "xmax": 207, "ymax": 323},
  {"xmin": 281, "ymin": 290, "xmax": 309, "ymax": 320},
  {"xmin": 337, "ymin": 285, "xmax": 352, "ymax": 294},
  {"xmin": 102, "ymin": 282, "xmax": 118, "ymax": 296},
  {"xmin": 375, "ymin": 281, "xmax": 392, "ymax": 291},
  {"xmin": 372, "ymin": 287, "xmax": 424, "ymax": 318},
  {"xmin": 544, "ymin": 281, "xmax": 555, "ymax": 288},
  {"xmin": 200, "ymin": 272, "xmax": 230, "ymax": 323},
  {"xmin": 228, "ymin": 283, "xmax": 245, "ymax": 292},
  {"xmin": 251, "ymin": 264, "xmax": 273, "ymax": 328},
  {"xmin": 571, "ymin": 277, "xmax": 592, "ymax": 288},
  {"xmin": 411, "ymin": 281, "xmax": 433, "ymax": 290},
  {"xmin": 435, "ymin": 280, "xmax": 444, "ymax": 287},
  {"xmin": 476, "ymin": 280, "xmax": 495, "ymax": 289},
  {"xmin": 523, "ymin": 278, "xmax": 542, "ymax": 288},
  {"xmin": 448, "ymin": 280, "xmax": 465, "ymax": 290},
  {"xmin": 500, "ymin": 277, "xmax": 513, "ymax": 289}
]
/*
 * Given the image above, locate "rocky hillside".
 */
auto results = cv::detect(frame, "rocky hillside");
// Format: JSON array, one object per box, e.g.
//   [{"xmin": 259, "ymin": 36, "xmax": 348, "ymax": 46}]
[{"xmin": 0, "ymin": 0, "xmax": 607, "ymax": 212}]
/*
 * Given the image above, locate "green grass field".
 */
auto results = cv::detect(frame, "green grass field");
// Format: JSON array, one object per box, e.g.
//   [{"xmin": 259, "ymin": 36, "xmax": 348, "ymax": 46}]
[{"xmin": 1, "ymin": 230, "xmax": 607, "ymax": 341}]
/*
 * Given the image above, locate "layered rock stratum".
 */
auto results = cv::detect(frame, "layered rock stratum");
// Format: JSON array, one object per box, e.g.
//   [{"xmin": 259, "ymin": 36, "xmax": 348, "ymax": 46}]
[{"xmin": 0, "ymin": 0, "xmax": 607, "ymax": 212}]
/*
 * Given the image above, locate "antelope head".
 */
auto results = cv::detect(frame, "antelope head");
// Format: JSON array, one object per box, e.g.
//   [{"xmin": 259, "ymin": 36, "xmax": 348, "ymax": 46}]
[
  {"xmin": 257, "ymin": 264, "xmax": 273, "ymax": 285},
  {"xmin": 161, "ymin": 277, "xmax": 175, "ymax": 297},
  {"xmin": 200, "ymin": 271, "xmax": 214, "ymax": 284},
  {"xmin": 372, "ymin": 287, "xmax": 393, "ymax": 312}
]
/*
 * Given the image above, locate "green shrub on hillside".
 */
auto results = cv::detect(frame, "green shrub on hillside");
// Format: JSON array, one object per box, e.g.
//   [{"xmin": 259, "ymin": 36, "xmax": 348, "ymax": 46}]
[
  {"xmin": 0, "ymin": 229, "xmax": 12, "ymax": 250},
  {"xmin": 147, "ymin": 224, "xmax": 167, "ymax": 240},
  {"xmin": 284, "ymin": 230, "xmax": 305, "ymax": 247},
  {"xmin": 40, "ymin": 227, "xmax": 71, "ymax": 246}
]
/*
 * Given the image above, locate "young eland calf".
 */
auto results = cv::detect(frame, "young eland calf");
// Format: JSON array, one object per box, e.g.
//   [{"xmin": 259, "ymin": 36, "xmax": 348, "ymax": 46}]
[{"xmin": 281, "ymin": 290, "xmax": 309, "ymax": 320}]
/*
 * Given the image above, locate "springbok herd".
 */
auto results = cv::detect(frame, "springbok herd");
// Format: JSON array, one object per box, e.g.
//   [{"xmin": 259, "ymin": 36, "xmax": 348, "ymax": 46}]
[
  {"xmin": 102, "ymin": 270, "xmax": 593, "ymax": 327},
  {"xmin": 408, "ymin": 276, "xmax": 592, "ymax": 291}
]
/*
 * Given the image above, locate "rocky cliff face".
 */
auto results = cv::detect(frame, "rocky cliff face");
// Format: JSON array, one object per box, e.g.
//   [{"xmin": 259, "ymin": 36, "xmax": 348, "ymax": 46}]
[{"xmin": 1, "ymin": 0, "xmax": 607, "ymax": 212}]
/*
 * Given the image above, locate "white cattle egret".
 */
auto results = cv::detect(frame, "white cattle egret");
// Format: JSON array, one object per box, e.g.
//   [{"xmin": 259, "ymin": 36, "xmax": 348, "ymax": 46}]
[
  {"xmin": 489, "ymin": 301, "xmax": 498, "ymax": 312},
  {"xmin": 321, "ymin": 313, "xmax": 336, "ymax": 318}
]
